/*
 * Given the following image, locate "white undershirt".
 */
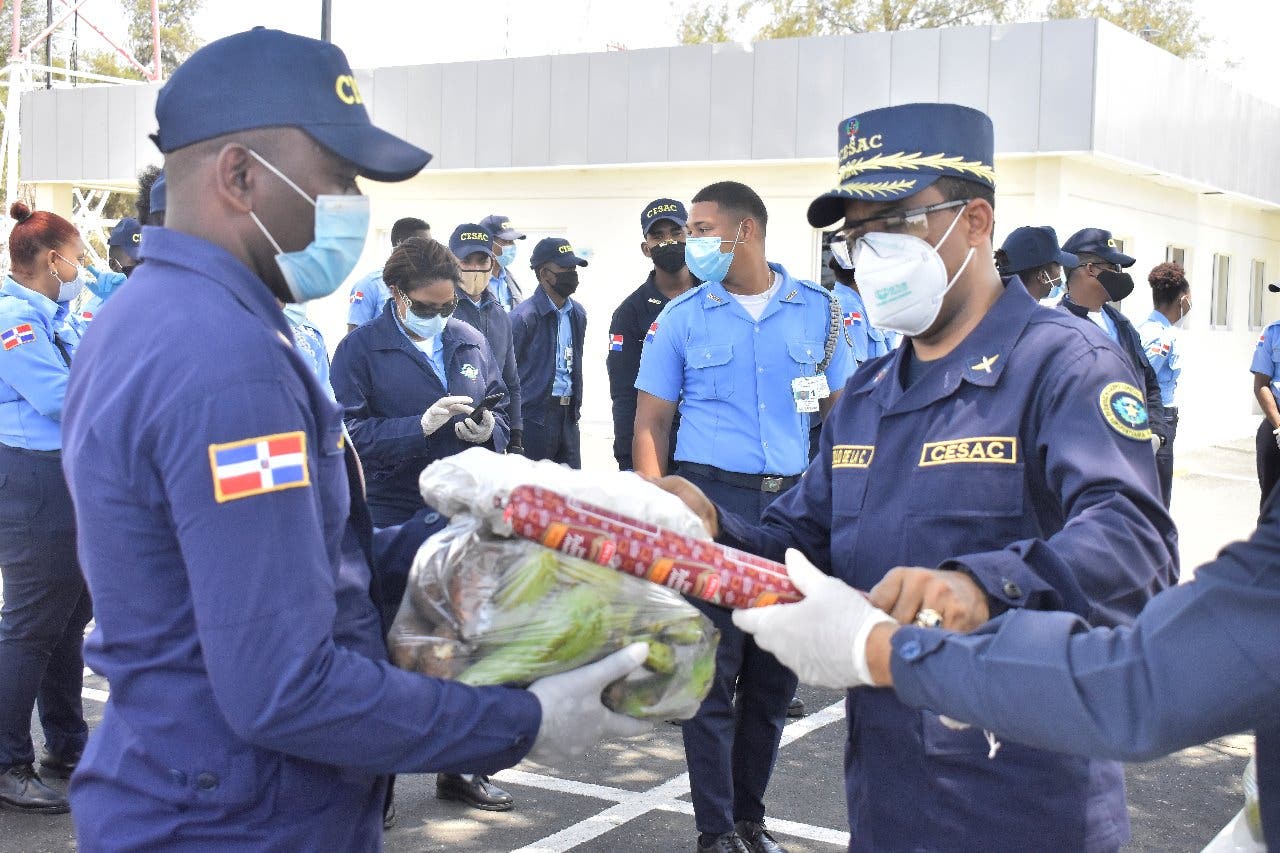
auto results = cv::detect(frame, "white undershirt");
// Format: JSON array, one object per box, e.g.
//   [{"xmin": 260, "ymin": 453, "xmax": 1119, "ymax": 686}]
[{"xmin": 729, "ymin": 271, "xmax": 780, "ymax": 321}]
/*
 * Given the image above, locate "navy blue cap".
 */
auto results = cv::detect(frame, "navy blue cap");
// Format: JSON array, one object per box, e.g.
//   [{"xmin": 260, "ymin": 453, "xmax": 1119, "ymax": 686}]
[
  {"xmin": 640, "ymin": 198, "xmax": 687, "ymax": 235},
  {"xmin": 1062, "ymin": 228, "xmax": 1135, "ymax": 269},
  {"xmin": 108, "ymin": 218, "xmax": 143, "ymax": 260},
  {"xmin": 999, "ymin": 226, "xmax": 1077, "ymax": 273},
  {"xmin": 449, "ymin": 223, "xmax": 496, "ymax": 261},
  {"xmin": 479, "ymin": 214, "xmax": 525, "ymax": 241},
  {"xmin": 151, "ymin": 28, "xmax": 431, "ymax": 183},
  {"xmin": 149, "ymin": 173, "xmax": 165, "ymax": 214},
  {"xmin": 808, "ymin": 102, "xmax": 996, "ymax": 228},
  {"xmin": 530, "ymin": 237, "xmax": 588, "ymax": 270}
]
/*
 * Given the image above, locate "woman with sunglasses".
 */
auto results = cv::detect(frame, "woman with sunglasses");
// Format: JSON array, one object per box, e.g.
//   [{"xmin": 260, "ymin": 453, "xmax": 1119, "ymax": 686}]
[
  {"xmin": 0, "ymin": 202, "xmax": 97, "ymax": 814},
  {"xmin": 331, "ymin": 236, "xmax": 509, "ymax": 528}
]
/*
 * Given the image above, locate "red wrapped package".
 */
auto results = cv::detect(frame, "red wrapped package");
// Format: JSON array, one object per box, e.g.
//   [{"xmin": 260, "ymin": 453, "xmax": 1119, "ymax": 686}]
[{"xmin": 504, "ymin": 484, "xmax": 802, "ymax": 609}]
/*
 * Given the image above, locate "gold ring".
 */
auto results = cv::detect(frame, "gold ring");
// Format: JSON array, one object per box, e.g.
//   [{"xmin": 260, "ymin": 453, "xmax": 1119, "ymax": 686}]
[{"xmin": 913, "ymin": 607, "xmax": 943, "ymax": 628}]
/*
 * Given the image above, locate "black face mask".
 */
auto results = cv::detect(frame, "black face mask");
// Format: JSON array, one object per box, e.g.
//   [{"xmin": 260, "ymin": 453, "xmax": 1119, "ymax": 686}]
[
  {"xmin": 550, "ymin": 270, "xmax": 579, "ymax": 297},
  {"xmin": 1097, "ymin": 269, "xmax": 1135, "ymax": 302},
  {"xmin": 650, "ymin": 241, "xmax": 686, "ymax": 275}
]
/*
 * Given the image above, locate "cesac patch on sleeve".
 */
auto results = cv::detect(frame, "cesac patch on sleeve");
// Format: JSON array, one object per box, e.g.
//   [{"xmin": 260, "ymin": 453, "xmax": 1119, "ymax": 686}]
[
  {"xmin": 1099, "ymin": 381, "xmax": 1152, "ymax": 441},
  {"xmin": 208, "ymin": 431, "xmax": 310, "ymax": 503}
]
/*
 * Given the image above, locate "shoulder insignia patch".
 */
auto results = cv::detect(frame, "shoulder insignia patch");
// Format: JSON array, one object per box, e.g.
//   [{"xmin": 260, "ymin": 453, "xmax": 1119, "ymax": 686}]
[
  {"xmin": 460, "ymin": 363, "xmax": 479, "ymax": 380},
  {"xmin": 209, "ymin": 431, "xmax": 310, "ymax": 503},
  {"xmin": 609, "ymin": 333, "xmax": 624, "ymax": 352},
  {"xmin": 644, "ymin": 322, "xmax": 659, "ymax": 343},
  {"xmin": 0, "ymin": 323, "xmax": 36, "ymax": 350},
  {"xmin": 1099, "ymin": 381, "xmax": 1152, "ymax": 441}
]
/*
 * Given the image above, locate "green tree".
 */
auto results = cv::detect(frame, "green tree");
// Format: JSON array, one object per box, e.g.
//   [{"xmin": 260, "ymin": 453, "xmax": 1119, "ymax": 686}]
[
  {"xmin": 679, "ymin": 2, "xmax": 736, "ymax": 43},
  {"xmin": 124, "ymin": 0, "xmax": 203, "ymax": 78},
  {"xmin": 1046, "ymin": 0, "xmax": 1207, "ymax": 58}
]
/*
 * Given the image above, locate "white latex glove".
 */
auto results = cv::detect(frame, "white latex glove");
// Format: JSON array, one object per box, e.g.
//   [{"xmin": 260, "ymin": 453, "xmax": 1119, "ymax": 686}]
[
  {"xmin": 455, "ymin": 409, "xmax": 495, "ymax": 444},
  {"xmin": 732, "ymin": 549, "xmax": 896, "ymax": 689},
  {"xmin": 1150, "ymin": 434, "xmax": 1162, "ymax": 452},
  {"xmin": 1273, "ymin": 427, "xmax": 1279, "ymax": 452},
  {"xmin": 421, "ymin": 395, "xmax": 474, "ymax": 437},
  {"xmin": 525, "ymin": 643, "xmax": 652, "ymax": 765}
]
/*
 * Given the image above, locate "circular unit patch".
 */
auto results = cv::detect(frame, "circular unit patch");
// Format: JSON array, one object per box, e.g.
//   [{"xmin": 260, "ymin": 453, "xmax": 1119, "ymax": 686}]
[{"xmin": 1099, "ymin": 381, "xmax": 1151, "ymax": 441}]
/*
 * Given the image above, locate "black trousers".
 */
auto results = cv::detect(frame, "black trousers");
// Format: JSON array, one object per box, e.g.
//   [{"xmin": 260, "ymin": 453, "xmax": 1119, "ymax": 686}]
[
  {"xmin": 523, "ymin": 403, "xmax": 581, "ymax": 469},
  {"xmin": 1154, "ymin": 408, "xmax": 1178, "ymax": 508},
  {"xmin": 0, "ymin": 445, "xmax": 91, "ymax": 767},
  {"xmin": 1258, "ymin": 419, "xmax": 1280, "ymax": 511},
  {"xmin": 677, "ymin": 470, "xmax": 798, "ymax": 836}
]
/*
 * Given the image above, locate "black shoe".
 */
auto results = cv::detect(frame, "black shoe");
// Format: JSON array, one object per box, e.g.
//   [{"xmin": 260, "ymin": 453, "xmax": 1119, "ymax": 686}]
[
  {"xmin": 786, "ymin": 697, "xmax": 806, "ymax": 718},
  {"xmin": 697, "ymin": 831, "xmax": 750, "ymax": 853},
  {"xmin": 38, "ymin": 748, "xmax": 80, "ymax": 779},
  {"xmin": 735, "ymin": 820, "xmax": 789, "ymax": 853},
  {"xmin": 382, "ymin": 800, "xmax": 397, "ymax": 830},
  {"xmin": 435, "ymin": 773, "xmax": 514, "ymax": 811},
  {"xmin": 0, "ymin": 764, "xmax": 69, "ymax": 814}
]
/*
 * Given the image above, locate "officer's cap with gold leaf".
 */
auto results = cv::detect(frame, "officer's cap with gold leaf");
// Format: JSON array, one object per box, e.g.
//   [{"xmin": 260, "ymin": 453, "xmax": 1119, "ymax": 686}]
[{"xmin": 807, "ymin": 102, "xmax": 996, "ymax": 229}]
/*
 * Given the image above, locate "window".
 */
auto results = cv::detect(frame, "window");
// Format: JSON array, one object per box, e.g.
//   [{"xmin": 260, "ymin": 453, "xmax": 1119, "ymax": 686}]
[
  {"xmin": 1210, "ymin": 254, "xmax": 1231, "ymax": 329},
  {"xmin": 1166, "ymin": 246, "xmax": 1186, "ymax": 267},
  {"xmin": 1251, "ymin": 260, "xmax": 1267, "ymax": 330}
]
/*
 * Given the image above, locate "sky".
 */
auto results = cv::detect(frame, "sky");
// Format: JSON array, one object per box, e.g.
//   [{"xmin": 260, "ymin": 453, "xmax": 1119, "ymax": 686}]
[{"xmin": 61, "ymin": 0, "xmax": 1280, "ymax": 107}]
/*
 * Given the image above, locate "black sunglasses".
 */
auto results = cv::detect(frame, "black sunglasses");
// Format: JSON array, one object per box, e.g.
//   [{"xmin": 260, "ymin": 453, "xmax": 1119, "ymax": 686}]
[{"xmin": 401, "ymin": 292, "xmax": 458, "ymax": 319}]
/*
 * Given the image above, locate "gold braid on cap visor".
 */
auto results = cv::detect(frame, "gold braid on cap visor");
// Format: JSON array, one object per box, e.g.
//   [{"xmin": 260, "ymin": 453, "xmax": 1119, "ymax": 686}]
[{"xmin": 837, "ymin": 151, "xmax": 996, "ymax": 184}]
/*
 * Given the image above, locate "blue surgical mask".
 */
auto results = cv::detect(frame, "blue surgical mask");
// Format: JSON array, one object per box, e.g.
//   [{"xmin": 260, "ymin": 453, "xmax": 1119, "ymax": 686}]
[
  {"xmin": 497, "ymin": 245, "xmax": 517, "ymax": 269},
  {"xmin": 282, "ymin": 303, "xmax": 309, "ymax": 326},
  {"xmin": 684, "ymin": 220, "xmax": 744, "ymax": 284},
  {"xmin": 398, "ymin": 293, "xmax": 447, "ymax": 339},
  {"xmin": 247, "ymin": 149, "xmax": 371, "ymax": 303},
  {"xmin": 51, "ymin": 252, "xmax": 87, "ymax": 303}
]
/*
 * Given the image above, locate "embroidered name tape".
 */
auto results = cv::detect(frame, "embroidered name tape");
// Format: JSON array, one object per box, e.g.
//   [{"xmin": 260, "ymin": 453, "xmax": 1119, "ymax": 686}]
[
  {"xmin": 832, "ymin": 444, "xmax": 875, "ymax": 469},
  {"xmin": 919, "ymin": 436, "xmax": 1017, "ymax": 467}
]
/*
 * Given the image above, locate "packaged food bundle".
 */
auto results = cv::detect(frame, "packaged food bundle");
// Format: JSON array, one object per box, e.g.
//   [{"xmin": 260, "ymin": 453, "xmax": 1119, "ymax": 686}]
[
  {"xmin": 418, "ymin": 447, "xmax": 709, "ymax": 541},
  {"xmin": 388, "ymin": 516, "xmax": 719, "ymax": 720},
  {"xmin": 506, "ymin": 485, "xmax": 802, "ymax": 609}
]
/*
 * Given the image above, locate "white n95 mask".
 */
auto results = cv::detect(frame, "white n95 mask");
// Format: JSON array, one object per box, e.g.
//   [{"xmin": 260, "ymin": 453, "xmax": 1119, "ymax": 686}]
[{"xmin": 851, "ymin": 209, "xmax": 975, "ymax": 338}]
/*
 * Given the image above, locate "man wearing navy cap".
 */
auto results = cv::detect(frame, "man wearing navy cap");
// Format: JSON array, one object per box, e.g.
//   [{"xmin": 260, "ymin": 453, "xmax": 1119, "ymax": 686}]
[
  {"xmin": 996, "ymin": 225, "xmax": 1076, "ymax": 301},
  {"xmin": 607, "ymin": 198, "xmax": 695, "ymax": 470},
  {"xmin": 59, "ymin": 28, "xmax": 649, "ymax": 850},
  {"xmin": 448, "ymin": 223, "xmax": 524, "ymax": 459},
  {"xmin": 480, "ymin": 213, "xmax": 526, "ymax": 311},
  {"xmin": 512, "ymin": 237, "xmax": 588, "ymax": 466},
  {"xmin": 662, "ymin": 102, "xmax": 1176, "ymax": 853},
  {"xmin": 1060, "ymin": 227, "xmax": 1168, "ymax": 455}
]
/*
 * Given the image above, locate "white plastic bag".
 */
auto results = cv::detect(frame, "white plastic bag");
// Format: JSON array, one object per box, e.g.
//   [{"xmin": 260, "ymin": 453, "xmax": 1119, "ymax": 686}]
[{"xmin": 418, "ymin": 447, "xmax": 709, "ymax": 540}]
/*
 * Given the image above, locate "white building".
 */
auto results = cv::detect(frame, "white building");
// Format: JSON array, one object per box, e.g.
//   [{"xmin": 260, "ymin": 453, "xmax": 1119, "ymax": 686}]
[{"xmin": 20, "ymin": 18, "xmax": 1280, "ymax": 467}]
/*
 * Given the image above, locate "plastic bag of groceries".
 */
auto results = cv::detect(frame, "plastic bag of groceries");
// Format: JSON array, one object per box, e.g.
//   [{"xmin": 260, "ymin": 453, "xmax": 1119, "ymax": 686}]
[
  {"xmin": 388, "ymin": 516, "xmax": 719, "ymax": 720},
  {"xmin": 419, "ymin": 447, "xmax": 709, "ymax": 541}
]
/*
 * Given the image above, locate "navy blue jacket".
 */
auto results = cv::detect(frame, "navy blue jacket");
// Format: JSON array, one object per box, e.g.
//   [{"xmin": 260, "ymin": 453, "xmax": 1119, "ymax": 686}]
[
  {"xmin": 719, "ymin": 279, "xmax": 1177, "ymax": 852},
  {"xmin": 891, "ymin": 485, "xmax": 1280, "ymax": 849},
  {"xmin": 332, "ymin": 301, "xmax": 509, "ymax": 528},
  {"xmin": 60, "ymin": 227, "xmax": 538, "ymax": 851},
  {"xmin": 453, "ymin": 284, "xmax": 522, "ymax": 432},
  {"xmin": 511, "ymin": 287, "xmax": 586, "ymax": 425}
]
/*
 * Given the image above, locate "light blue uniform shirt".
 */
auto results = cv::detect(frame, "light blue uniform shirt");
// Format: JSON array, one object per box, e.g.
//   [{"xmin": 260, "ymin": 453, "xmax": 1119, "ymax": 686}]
[
  {"xmin": 1137, "ymin": 310, "xmax": 1181, "ymax": 407},
  {"xmin": 346, "ymin": 269, "xmax": 390, "ymax": 327},
  {"xmin": 1094, "ymin": 308, "xmax": 1119, "ymax": 342},
  {"xmin": 489, "ymin": 270, "xmax": 515, "ymax": 312},
  {"xmin": 394, "ymin": 312, "xmax": 446, "ymax": 384},
  {"xmin": 832, "ymin": 283, "xmax": 891, "ymax": 364},
  {"xmin": 1250, "ymin": 320, "xmax": 1280, "ymax": 400},
  {"xmin": 0, "ymin": 276, "xmax": 87, "ymax": 450},
  {"xmin": 636, "ymin": 262, "xmax": 854, "ymax": 476},
  {"xmin": 552, "ymin": 298, "xmax": 574, "ymax": 396},
  {"xmin": 283, "ymin": 304, "xmax": 335, "ymax": 401}
]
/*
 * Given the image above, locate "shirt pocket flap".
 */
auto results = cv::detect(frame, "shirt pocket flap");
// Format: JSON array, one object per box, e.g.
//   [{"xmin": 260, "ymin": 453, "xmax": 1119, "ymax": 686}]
[
  {"xmin": 690, "ymin": 343, "xmax": 733, "ymax": 369},
  {"xmin": 787, "ymin": 339, "xmax": 824, "ymax": 366}
]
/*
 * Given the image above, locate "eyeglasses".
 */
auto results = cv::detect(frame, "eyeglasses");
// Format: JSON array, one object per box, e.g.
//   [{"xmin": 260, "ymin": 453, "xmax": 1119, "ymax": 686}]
[
  {"xmin": 400, "ymin": 292, "xmax": 458, "ymax": 319},
  {"xmin": 54, "ymin": 250, "xmax": 91, "ymax": 269},
  {"xmin": 837, "ymin": 198, "xmax": 971, "ymax": 250},
  {"xmin": 1086, "ymin": 260, "xmax": 1123, "ymax": 274}
]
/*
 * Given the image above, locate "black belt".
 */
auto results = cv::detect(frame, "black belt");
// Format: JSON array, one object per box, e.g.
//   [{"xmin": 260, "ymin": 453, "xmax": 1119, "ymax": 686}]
[
  {"xmin": 550, "ymin": 395, "xmax": 573, "ymax": 406},
  {"xmin": 677, "ymin": 462, "xmax": 800, "ymax": 494}
]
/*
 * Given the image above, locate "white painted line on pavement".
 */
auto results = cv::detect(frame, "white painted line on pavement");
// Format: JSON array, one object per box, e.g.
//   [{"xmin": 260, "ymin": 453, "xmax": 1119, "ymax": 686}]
[
  {"xmin": 82, "ymin": 687, "xmax": 108, "ymax": 703},
  {"xmin": 510, "ymin": 701, "xmax": 848, "ymax": 852},
  {"xmin": 493, "ymin": 768, "xmax": 641, "ymax": 803}
]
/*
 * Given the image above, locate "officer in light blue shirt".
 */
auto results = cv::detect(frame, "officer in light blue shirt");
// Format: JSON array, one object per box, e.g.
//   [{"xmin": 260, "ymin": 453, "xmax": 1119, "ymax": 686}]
[
  {"xmin": 510, "ymin": 237, "xmax": 587, "ymax": 466},
  {"xmin": 634, "ymin": 180, "xmax": 852, "ymax": 853},
  {"xmin": 1138, "ymin": 261, "xmax": 1190, "ymax": 506},
  {"xmin": 0, "ymin": 203, "xmax": 97, "ymax": 814},
  {"xmin": 283, "ymin": 302, "xmax": 334, "ymax": 400},
  {"xmin": 345, "ymin": 216, "xmax": 430, "ymax": 332},
  {"xmin": 1251, "ymin": 308, "xmax": 1280, "ymax": 507},
  {"xmin": 479, "ymin": 213, "xmax": 526, "ymax": 311}
]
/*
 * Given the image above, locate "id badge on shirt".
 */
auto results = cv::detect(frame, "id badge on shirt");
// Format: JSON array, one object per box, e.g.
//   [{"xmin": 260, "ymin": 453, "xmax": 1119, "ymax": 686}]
[
  {"xmin": 564, "ymin": 346, "xmax": 574, "ymax": 371},
  {"xmin": 791, "ymin": 374, "xmax": 830, "ymax": 413}
]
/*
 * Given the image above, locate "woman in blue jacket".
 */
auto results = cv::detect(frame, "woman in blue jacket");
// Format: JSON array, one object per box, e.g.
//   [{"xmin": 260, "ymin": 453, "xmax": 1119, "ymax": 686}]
[{"xmin": 332, "ymin": 237, "xmax": 509, "ymax": 529}]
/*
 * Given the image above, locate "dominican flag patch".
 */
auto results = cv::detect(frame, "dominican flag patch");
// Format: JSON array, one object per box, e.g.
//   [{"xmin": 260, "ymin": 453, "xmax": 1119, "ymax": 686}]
[
  {"xmin": 208, "ymin": 431, "xmax": 310, "ymax": 503},
  {"xmin": 0, "ymin": 323, "xmax": 36, "ymax": 350},
  {"xmin": 843, "ymin": 312, "xmax": 862, "ymax": 327},
  {"xmin": 349, "ymin": 290, "xmax": 364, "ymax": 304},
  {"xmin": 1146, "ymin": 341, "xmax": 1171, "ymax": 358},
  {"xmin": 609, "ymin": 334, "xmax": 624, "ymax": 352},
  {"xmin": 644, "ymin": 322, "xmax": 659, "ymax": 344}
]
